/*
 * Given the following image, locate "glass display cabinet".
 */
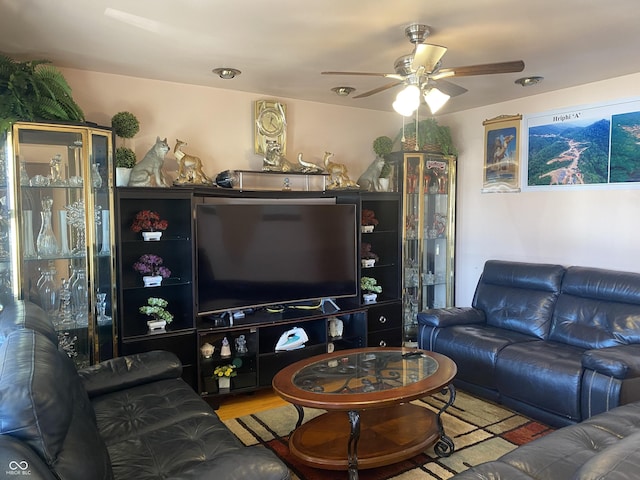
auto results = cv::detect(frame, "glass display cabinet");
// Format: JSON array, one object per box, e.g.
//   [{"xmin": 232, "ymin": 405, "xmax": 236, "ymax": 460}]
[
  {"xmin": 395, "ymin": 151, "xmax": 456, "ymax": 346},
  {"xmin": 0, "ymin": 122, "xmax": 115, "ymax": 367}
]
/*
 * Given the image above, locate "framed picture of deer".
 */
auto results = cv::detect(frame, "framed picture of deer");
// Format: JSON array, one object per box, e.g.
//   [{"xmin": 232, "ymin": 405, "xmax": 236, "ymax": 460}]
[{"xmin": 482, "ymin": 114, "xmax": 522, "ymax": 193}]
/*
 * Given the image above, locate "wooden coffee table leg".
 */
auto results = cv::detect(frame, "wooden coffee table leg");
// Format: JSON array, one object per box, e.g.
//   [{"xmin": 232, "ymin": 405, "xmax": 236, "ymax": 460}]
[
  {"xmin": 347, "ymin": 410, "xmax": 361, "ymax": 480},
  {"xmin": 433, "ymin": 384, "xmax": 456, "ymax": 457}
]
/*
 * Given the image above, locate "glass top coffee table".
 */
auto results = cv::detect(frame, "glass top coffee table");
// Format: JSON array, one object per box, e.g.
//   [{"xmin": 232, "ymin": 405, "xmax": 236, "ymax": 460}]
[{"xmin": 272, "ymin": 347, "xmax": 457, "ymax": 479}]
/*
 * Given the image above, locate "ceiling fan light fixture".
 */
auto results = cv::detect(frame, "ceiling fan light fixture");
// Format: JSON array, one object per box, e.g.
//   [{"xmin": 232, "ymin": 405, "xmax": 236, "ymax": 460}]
[
  {"xmin": 331, "ymin": 86, "xmax": 355, "ymax": 96},
  {"xmin": 424, "ymin": 87, "xmax": 450, "ymax": 114},
  {"xmin": 393, "ymin": 84, "xmax": 421, "ymax": 116},
  {"xmin": 212, "ymin": 67, "xmax": 241, "ymax": 79}
]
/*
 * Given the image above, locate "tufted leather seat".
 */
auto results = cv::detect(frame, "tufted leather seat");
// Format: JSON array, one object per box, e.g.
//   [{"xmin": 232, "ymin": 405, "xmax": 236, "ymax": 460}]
[
  {"xmin": 0, "ymin": 299, "xmax": 290, "ymax": 480},
  {"xmin": 418, "ymin": 260, "xmax": 640, "ymax": 427},
  {"xmin": 450, "ymin": 400, "xmax": 640, "ymax": 479}
]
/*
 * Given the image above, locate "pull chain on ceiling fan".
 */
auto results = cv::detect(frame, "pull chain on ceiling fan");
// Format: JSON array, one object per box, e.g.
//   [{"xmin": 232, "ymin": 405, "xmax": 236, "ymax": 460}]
[{"xmin": 322, "ymin": 23, "xmax": 525, "ymax": 115}]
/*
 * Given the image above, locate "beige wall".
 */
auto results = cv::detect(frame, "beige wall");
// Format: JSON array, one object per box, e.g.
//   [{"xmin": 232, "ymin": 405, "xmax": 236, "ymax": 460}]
[
  {"xmin": 63, "ymin": 67, "xmax": 640, "ymax": 306},
  {"xmin": 61, "ymin": 68, "xmax": 399, "ymax": 177},
  {"xmin": 443, "ymin": 72, "xmax": 640, "ymax": 304}
]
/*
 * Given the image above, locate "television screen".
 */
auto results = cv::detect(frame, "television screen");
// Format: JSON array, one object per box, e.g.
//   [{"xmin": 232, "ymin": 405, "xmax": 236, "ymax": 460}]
[{"xmin": 196, "ymin": 201, "xmax": 358, "ymax": 315}]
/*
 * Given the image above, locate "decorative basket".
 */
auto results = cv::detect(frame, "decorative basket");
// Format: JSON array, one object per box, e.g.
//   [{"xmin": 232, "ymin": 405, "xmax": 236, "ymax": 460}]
[
  {"xmin": 423, "ymin": 143, "xmax": 443, "ymax": 153},
  {"xmin": 402, "ymin": 137, "xmax": 418, "ymax": 151}
]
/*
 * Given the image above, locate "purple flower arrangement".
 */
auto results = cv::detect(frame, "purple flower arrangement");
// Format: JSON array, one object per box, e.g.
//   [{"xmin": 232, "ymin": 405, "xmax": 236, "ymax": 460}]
[{"xmin": 133, "ymin": 254, "xmax": 171, "ymax": 278}]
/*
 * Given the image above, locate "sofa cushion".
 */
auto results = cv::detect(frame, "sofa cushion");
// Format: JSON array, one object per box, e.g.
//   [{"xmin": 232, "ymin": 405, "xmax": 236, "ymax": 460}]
[
  {"xmin": 549, "ymin": 267, "xmax": 640, "ymax": 348},
  {"xmin": 432, "ymin": 324, "xmax": 535, "ymax": 390},
  {"xmin": 0, "ymin": 329, "xmax": 113, "ymax": 480},
  {"xmin": 92, "ymin": 376, "xmax": 290, "ymax": 480},
  {"xmin": 496, "ymin": 340, "xmax": 585, "ymax": 422},
  {"xmin": 0, "ymin": 298, "xmax": 57, "ymax": 346},
  {"xmin": 473, "ymin": 261, "xmax": 565, "ymax": 339},
  {"xmin": 572, "ymin": 430, "xmax": 640, "ymax": 480},
  {"xmin": 92, "ymin": 378, "xmax": 220, "ymax": 444}
]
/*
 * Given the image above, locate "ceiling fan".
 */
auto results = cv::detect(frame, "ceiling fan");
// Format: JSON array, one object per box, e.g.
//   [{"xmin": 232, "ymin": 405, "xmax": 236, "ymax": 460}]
[{"xmin": 322, "ymin": 24, "xmax": 525, "ymax": 115}]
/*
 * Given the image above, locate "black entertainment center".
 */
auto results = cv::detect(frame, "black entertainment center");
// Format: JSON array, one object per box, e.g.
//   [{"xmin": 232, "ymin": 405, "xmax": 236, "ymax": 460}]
[{"xmin": 114, "ymin": 185, "xmax": 402, "ymax": 404}]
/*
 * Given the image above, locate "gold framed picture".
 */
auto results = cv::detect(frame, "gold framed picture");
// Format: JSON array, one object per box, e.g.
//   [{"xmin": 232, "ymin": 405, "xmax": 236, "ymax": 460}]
[
  {"xmin": 482, "ymin": 114, "xmax": 522, "ymax": 193},
  {"xmin": 254, "ymin": 100, "xmax": 287, "ymax": 155}
]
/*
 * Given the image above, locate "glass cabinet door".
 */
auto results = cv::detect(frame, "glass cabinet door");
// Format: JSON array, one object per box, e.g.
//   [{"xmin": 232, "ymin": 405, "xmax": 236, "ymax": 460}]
[
  {"xmin": 1, "ymin": 122, "xmax": 115, "ymax": 367},
  {"xmin": 399, "ymin": 152, "xmax": 456, "ymax": 346}
]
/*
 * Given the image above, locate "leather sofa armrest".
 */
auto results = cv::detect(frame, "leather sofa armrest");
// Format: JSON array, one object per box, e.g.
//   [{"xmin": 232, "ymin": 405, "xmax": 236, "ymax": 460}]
[
  {"xmin": 0, "ymin": 435, "xmax": 59, "ymax": 480},
  {"xmin": 582, "ymin": 345, "xmax": 640, "ymax": 379},
  {"xmin": 418, "ymin": 307, "xmax": 486, "ymax": 328},
  {"xmin": 78, "ymin": 350, "xmax": 183, "ymax": 398}
]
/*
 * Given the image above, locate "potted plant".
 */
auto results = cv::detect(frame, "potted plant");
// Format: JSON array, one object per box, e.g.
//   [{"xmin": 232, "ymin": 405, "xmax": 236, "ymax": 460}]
[
  {"xmin": 130, "ymin": 210, "xmax": 168, "ymax": 241},
  {"xmin": 139, "ymin": 297, "xmax": 173, "ymax": 331},
  {"xmin": 213, "ymin": 363, "xmax": 237, "ymax": 389},
  {"xmin": 0, "ymin": 54, "xmax": 84, "ymax": 134},
  {"xmin": 394, "ymin": 118, "xmax": 457, "ymax": 155},
  {"xmin": 361, "ymin": 209, "xmax": 379, "ymax": 233},
  {"xmin": 361, "ymin": 242, "xmax": 379, "ymax": 268},
  {"xmin": 133, "ymin": 254, "xmax": 171, "ymax": 287},
  {"xmin": 112, "ymin": 111, "xmax": 140, "ymax": 186},
  {"xmin": 115, "ymin": 146, "xmax": 136, "ymax": 186},
  {"xmin": 361, "ymin": 276, "xmax": 382, "ymax": 304},
  {"xmin": 373, "ymin": 136, "xmax": 394, "ymax": 191}
]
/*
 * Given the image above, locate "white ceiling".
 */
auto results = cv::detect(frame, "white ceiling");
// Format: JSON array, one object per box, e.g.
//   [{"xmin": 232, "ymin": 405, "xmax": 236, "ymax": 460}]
[{"xmin": 1, "ymin": 0, "xmax": 639, "ymax": 116}]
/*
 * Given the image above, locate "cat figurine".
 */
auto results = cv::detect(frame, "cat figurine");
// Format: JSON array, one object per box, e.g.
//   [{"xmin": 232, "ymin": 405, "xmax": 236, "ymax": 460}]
[{"xmin": 128, "ymin": 136, "xmax": 170, "ymax": 187}]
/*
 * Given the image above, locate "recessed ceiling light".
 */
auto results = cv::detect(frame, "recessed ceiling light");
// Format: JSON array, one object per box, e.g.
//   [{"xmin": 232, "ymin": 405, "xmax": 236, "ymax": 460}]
[
  {"xmin": 331, "ymin": 86, "xmax": 356, "ymax": 96},
  {"xmin": 515, "ymin": 76, "xmax": 543, "ymax": 87},
  {"xmin": 212, "ymin": 68, "xmax": 241, "ymax": 79}
]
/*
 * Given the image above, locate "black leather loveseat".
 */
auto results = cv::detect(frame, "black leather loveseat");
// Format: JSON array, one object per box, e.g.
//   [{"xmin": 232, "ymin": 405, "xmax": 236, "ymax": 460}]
[
  {"xmin": 0, "ymin": 299, "xmax": 290, "ymax": 480},
  {"xmin": 418, "ymin": 260, "xmax": 640, "ymax": 427}
]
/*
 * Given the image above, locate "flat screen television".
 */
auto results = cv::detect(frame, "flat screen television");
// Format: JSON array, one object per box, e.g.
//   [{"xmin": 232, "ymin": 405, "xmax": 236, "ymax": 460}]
[{"xmin": 195, "ymin": 200, "xmax": 358, "ymax": 316}]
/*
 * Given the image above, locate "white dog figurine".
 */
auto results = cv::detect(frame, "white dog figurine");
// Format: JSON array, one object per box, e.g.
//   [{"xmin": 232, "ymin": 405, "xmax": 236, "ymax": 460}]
[{"xmin": 128, "ymin": 136, "xmax": 170, "ymax": 187}]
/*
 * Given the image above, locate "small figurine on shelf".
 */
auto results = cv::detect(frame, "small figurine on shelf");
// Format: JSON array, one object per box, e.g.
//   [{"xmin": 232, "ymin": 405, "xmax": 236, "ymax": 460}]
[
  {"xmin": 220, "ymin": 337, "xmax": 232, "ymax": 357},
  {"xmin": 200, "ymin": 342, "xmax": 215, "ymax": 359},
  {"xmin": 49, "ymin": 154, "xmax": 64, "ymax": 186},
  {"xmin": 235, "ymin": 335, "xmax": 248, "ymax": 354}
]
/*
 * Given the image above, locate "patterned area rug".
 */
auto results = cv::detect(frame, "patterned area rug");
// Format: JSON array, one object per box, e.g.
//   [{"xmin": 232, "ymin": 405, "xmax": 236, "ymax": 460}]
[{"xmin": 223, "ymin": 390, "xmax": 554, "ymax": 479}]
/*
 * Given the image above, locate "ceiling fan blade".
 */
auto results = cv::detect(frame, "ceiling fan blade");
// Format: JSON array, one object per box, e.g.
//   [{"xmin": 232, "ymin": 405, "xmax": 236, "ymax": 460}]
[
  {"xmin": 353, "ymin": 80, "xmax": 404, "ymax": 99},
  {"xmin": 322, "ymin": 71, "xmax": 390, "ymax": 77},
  {"xmin": 430, "ymin": 79, "xmax": 468, "ymax": 97},
  {"xmin": 412, "ymin": 44, "xmax": 447, "ymax": 72},
  {"xmin": 434, "ymin": 60, "xmax": 525, "ymax": 79}
]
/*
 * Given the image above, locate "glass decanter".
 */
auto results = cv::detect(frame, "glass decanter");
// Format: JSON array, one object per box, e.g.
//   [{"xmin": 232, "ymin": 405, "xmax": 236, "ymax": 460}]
[
  {"xmin": 38, "ymin": 264, "xmax": 59, "ymax": 318},
  {"xmin": 36, "ymin": 197, "xmax": 59, "ymax": 257},
  {"xmin": 71, "ymin": 267, "xmax": 88, "ymax": 324}
]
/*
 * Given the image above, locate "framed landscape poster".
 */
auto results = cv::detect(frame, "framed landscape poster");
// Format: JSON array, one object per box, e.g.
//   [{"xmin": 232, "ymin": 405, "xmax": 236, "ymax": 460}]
[
  {"xmin": 522, "ymin": 98, "xmax": 640, "ymax": 190},
  {"xmin": 482, "ymin": 115, "xmax": 522, "ymax": 193}
]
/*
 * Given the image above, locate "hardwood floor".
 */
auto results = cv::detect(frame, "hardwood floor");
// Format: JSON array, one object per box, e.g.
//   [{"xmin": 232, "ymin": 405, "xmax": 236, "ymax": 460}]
[{"xmin": 215, "ymin": 388, "xmax": 289, "ymax": 421}]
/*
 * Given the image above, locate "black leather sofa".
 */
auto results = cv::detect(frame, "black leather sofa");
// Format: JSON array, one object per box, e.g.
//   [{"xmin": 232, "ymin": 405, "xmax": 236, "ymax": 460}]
[
  {"xmin": 0, "ymin": 299, "xmax": 290, "ymax": 480},
  {"xmin": 418, "ymin": 260, "xmax": 640, "ymax": 427},
  {"xmin": 450, "ymin": 399, "xmax": 640, "ymax": 480}
]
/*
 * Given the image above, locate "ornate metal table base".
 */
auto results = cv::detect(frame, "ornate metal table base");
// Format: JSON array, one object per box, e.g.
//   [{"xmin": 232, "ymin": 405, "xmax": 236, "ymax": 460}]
[{"xmin": 290, "ymin": 384, "xmax": 457, "ymax": 480}]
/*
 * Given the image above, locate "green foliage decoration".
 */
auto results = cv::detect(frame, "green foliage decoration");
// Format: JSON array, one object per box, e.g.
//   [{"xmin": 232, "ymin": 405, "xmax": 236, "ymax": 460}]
[
  {"xmin": 111, "ymin": 111, "xmax": 140, "ymax": 138},
  {"xmin": 0, "ymin": 54, "xmax": 84, "ymax": 133},
  {"xmin": 394, "ymin": 118, "xmax": 457, "ymax": 155},
  {"xmin": 373, "ymin": 135, "xmax": 394, "ymax": 178},
  {"xmin": 115, "ymin": 146, "xmax": 136, "ymax": 168},
  {"xmin": 361, "ymin": 276, "xmax": 382, "ymax": 294}
]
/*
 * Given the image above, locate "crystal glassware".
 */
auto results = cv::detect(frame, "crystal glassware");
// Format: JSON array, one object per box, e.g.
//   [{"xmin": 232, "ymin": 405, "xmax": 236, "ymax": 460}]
[{"xmin": 36, "ymin": 197, "xmax": 59, "ymax": 257}]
